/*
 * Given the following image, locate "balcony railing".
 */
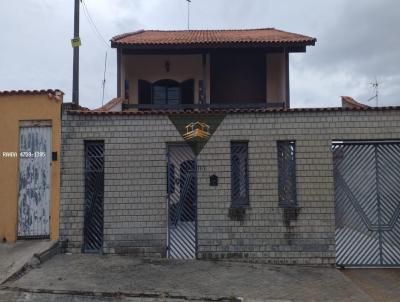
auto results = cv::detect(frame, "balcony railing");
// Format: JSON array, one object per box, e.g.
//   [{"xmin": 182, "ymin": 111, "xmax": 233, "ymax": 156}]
[{"xmin": 121, "ymin": 102, "xmax": 286, "ymax": 111}]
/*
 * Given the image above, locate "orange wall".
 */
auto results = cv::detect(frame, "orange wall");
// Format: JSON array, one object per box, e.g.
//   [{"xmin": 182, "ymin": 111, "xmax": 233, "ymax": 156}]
[{"xmin": 0, "ymin": 93, "xmax": 61, "ymax": 242}]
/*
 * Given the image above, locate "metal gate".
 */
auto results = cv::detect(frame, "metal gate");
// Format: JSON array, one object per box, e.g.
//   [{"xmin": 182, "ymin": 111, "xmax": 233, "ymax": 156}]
[
  {"xmin": 18, "ymin": 125, "xmax": 51, "ymax": 239},
  {"xmin": 333, "ymin": 142, "xmax": 400, "ymax": 267},
  {"xmin": 167, "ymin": 144, "xmax": 197, "ymax": 259},
  {"xmin": 83, "ymin": 141, "xmax": 105, "ymax": 253}
]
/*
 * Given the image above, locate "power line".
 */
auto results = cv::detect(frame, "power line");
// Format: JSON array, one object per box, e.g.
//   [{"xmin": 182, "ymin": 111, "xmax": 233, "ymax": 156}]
[
  {"xmin": 80, "ymin": 0, "xmax": 109, "ymax": 107},
  {"xmin": 81, "ymin": 0, "xmax": 108, "ymax": 48}
]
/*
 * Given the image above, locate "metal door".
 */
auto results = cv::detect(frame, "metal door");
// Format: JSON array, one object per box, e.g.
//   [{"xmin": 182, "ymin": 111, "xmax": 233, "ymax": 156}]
[
  {"xmin": 18, "ymin": 126, "xmax": 51, "ymax": 239},
  {"xmin": 83, "ymin": 141, "xmax": 105, "ymax": 253},
  {"xmin": 333, "ymin": 142, "xmax": 400, "ymax": 267},
  {"xmin": 167, "ymin": 144, "xmax": 197, "ymax": 259}
]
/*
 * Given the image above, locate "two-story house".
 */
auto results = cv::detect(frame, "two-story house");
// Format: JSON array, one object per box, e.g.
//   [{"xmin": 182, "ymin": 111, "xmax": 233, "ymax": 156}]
[
  {"xmin": 60, "ymin": 28, "xmax": 400, "ymax": 267},
  {"xmin": 112, "ymin": 28, "xmax": 315, "ymax": 109}
]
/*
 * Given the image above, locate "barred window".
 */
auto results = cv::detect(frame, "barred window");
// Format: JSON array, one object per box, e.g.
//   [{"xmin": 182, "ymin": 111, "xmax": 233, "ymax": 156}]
[
  {"xmin": 231, "ymin": 142, "xmax": 249, "ymax": 207},
  {"xmin": 277, "ymin": 140, "xmax": 297, "ymax": 207}
]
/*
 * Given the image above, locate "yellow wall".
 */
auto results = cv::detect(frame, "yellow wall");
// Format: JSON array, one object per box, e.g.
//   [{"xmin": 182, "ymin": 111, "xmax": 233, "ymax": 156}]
[{"xmin": 0, "ymin": 93, "xmax": 61, "ymax": 242}]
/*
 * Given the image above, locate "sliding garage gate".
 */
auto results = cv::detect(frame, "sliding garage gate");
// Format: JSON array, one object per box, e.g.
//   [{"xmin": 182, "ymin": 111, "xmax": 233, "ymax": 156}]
[{"xmin": 333, "ymin": 142, "xmax": 400, "ymax": 267}]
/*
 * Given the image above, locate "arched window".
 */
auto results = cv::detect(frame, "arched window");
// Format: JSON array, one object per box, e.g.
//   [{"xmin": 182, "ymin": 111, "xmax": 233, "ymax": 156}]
[
  {"xmin": 152, "ymin": 79, "xmax": 181, "ymax": 105},
  {"xmin": 138, "ymin": 79, "xmax": 194, "ymax": 106}
]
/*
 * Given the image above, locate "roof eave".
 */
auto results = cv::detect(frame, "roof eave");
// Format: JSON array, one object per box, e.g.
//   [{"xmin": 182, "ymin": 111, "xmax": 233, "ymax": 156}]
[
  {"xmin": 0, "ymin": 89, "xmax": 64, "ymax": 97},
  {"xmin": 66, "ymin": 106, "xmax": 400, "ymax": 116},
  {"xmin": 111, "ymin": 41, "xmax": 316, "ymax": 52}
]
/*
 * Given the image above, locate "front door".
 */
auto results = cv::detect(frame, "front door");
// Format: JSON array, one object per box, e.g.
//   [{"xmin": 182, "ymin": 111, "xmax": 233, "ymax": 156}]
[
  {"xmin": 167, "ymin": 144, "xmax": 197, "ymax": 259},
  {"xmin": 83, "ymin": 141, "xmax": 105, "ymax": 253},
  {"xmin": 18, "ymin": 126, "xmax": 51, "ymax": 239}
]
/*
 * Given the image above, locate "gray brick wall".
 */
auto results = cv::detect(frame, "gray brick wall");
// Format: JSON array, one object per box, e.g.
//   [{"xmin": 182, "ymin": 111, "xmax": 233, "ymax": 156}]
[{"xmin": 60, "ymin": 109, "xmax": 400, "ymax": 265}]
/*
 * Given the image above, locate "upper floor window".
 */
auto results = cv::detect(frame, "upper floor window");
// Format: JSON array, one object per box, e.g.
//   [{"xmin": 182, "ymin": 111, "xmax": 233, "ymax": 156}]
[
  {"xmin": 153, "ymin": 80, "xmax": 181, "ymax": 105},
  {"xmin": 138, "ymin": 79, "xmax": 194, "ymax": 106}
]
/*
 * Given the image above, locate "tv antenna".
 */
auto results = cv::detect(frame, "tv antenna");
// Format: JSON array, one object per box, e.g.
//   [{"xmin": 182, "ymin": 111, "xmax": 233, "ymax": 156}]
[
  {"xmin": 366, "ymin": 77, "xmax": 380, "ymax": 107},
  {"xmin": 186, "ymin": 0, "xmax": 191, "ymax": 30}
]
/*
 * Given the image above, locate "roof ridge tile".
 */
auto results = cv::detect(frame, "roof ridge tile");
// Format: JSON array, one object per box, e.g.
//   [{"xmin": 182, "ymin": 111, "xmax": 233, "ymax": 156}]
[{"xmin": 0, "ymin": 89, "xmax": 64, "ymax": 96}]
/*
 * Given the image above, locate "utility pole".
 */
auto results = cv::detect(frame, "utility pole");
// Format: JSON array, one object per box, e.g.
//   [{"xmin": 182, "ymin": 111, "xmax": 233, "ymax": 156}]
[{"xmin": 72, "ymin": 0, "xmax": 81, "ymax": 106}]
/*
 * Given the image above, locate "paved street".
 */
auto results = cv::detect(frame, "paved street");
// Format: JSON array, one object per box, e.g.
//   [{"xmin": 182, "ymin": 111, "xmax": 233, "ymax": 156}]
[
  {"xmin": 1, "ymin": 254, "xmax": 392, "ymax": 302},
  {"xmin": 0, "ymin": 289, "xmax": 195, "ymax": 302}
]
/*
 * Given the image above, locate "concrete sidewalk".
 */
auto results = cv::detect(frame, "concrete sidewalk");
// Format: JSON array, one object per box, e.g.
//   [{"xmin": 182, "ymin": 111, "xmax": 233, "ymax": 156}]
[
  {"xmin": 1, "ymin": 254, "xmax": 376, "ymax": 301},
  {"xmin": 343, "ymin": 269, "xmax": 400, "ymax": 302},
  {"xmin": 0, "ymin": 240, "xmax": 56, "ymax": 284}
]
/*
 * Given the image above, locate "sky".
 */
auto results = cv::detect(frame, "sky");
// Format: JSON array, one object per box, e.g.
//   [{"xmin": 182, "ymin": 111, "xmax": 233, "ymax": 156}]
[{"xmin": 0, "ymin": 0, "xmax": 399, "ymax": 109}]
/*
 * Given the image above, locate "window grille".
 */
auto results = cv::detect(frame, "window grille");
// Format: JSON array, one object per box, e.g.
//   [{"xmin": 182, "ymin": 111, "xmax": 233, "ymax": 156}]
[
  {"xmin": 231, "ymin": 142, "xmax": 249, "ymax": 207},
  {"xmin": 277, "ymin": 140, "xmax": 297, "ymax": 207}
]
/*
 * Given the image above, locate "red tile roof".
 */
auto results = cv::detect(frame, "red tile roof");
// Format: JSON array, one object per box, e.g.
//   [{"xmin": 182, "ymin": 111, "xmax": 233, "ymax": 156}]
[
  {"xmin": 111, "ymin": 28, "xmax": 316, "ymax": 48},
  {"xmin": 0, "ymin": 89, "xmax": 64, "ymax": 101},
  {"xmin": 67, "ymin": 106, "xmax": 399, "ymax": 116},
  {"xmin": 341, "ymin": 96, "xmax": 370, "ymax": 109},
  {"xmin": 95, "ymin": 97, "xmax": 124, "ymax": 111},
  {"xmin": 0, "ymin": 89, "xmax": 63, "ymax": 96}
]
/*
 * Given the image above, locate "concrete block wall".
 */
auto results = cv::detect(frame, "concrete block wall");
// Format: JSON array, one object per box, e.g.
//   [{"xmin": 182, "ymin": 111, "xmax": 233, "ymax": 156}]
[
  {"xmin": 60, "ymin": 109, "xmax": 400, "ymax": 264},
  {"xmin": 60, "ymin": 115, "xmax": 184, "ymax": 256}
]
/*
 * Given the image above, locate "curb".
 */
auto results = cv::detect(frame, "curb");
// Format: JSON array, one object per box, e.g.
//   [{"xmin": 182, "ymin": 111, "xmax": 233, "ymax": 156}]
[
  {"xmin": 34, "ymin": 241, "xmax": 60, "ymax": 264},
  {"xmin": 2, "ymin": 241, "xmax": 59, "ymax": 284},
  {"xmin": 0, "ymin": 285, "xmax": 243, "ymax": 302}
]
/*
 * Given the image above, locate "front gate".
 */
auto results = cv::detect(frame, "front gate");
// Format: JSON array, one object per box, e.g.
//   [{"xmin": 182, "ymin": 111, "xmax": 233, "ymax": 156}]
[
  {"xmin": 333, "ymin": 142, "xmax": 400, "ymax": 266},
  {"xmin": 167, "ymin": 144, "xmax": 197, "ymax": 259},
  {"xmin": 83, "ymin": 141, "xmax": 105, "ymax": 253},
  {"xmin": 18, "ymin": 125, "xmax": 51, "ymax": 239}
]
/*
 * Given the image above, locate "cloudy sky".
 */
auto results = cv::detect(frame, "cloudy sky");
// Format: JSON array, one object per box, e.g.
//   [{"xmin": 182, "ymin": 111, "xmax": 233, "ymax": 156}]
[{"xmin": 0, "ymin": 0, "xmax": 399, "ymax": 108}]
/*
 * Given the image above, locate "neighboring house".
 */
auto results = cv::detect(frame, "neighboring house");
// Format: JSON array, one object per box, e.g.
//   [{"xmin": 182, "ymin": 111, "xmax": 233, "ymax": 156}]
[
  {"xmin": 0, "ymin": 90, "xmax": 63, "ymax": 242},
  {"xmin": 60, "ymin": 29, "xmax": 400, "ymax": 266},
  {"xmin": 341, "ymin": 96, "xmax": 370, "ymax": 109}
]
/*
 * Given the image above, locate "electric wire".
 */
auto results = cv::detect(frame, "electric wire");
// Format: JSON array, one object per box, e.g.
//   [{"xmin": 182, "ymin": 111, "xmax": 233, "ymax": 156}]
[
  {"xmin": 81, "ymin": 0, "xmax": 109, "ymax": 48},
  {"xmin": 80, "ymin": 0, "xmax": 109, "ymax": 106}
]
